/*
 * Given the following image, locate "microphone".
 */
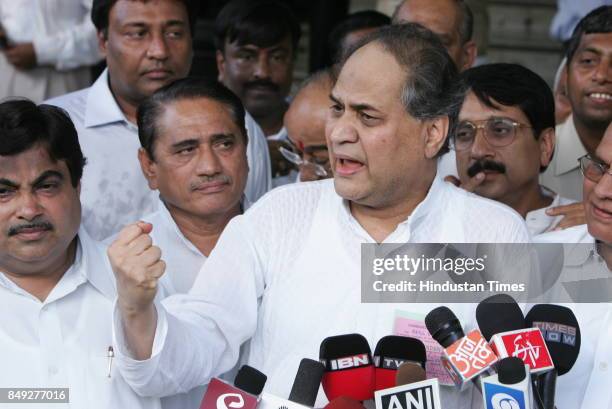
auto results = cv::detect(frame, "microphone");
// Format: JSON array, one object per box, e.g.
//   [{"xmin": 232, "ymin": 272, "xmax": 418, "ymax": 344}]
[
  {"xmin": 476, "ymin": 295, "xmax": 554, "ymax": 374},
  {"xmin": 525, "ymin": 304, "xmax": 582, "ymax": 409},
  {"xmin": 324, "ymin": 397, "xmax": 366, "ymax": 409},
  {"xmin": 259, "ymin": 359, "xmax": 324, "ymax": 409},
  {"xmin": 425, "ymin": 306, "xmax": 498, "ymax": 391},
  {"xmin": 395, "ymin": 362, "xmax": 427, "ymax": 386},
  {"xmin": 481, "ymin": 357, "xmax": 533, "ymax": 409},
  {"xmin": 319, "ymin": 333, "xmax": 376, "ymax": 401},
  {"xmin": 374, "ymin": 377, "xmax": 441, "ymax": 409},
  {"xmin": 373, "ymin": 336, "xmax": 426, "ymax": 391},
  {"xmin": 200, "ymin": 365, "xmax": 267, "ymax": 409}
]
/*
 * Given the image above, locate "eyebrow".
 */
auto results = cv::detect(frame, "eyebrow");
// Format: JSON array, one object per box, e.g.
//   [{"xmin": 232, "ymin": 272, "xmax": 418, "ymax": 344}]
[
  {"xmin": 329, "ymin": 93, "xmax": 381, "ymax": 113},
  {"xmin": 210, "ymin": 133, "xmax": 237, "ymax": 143},
  {"xmin": 0, "ymin": 178, "xmax": 18, "ymax": 188},
  {"xmin": 32, "ymin": 170, "xmax": 64, "ymax": 186},
  {"xmin": 171, "ymin": 139, "xmax": 199, "ymax": 150}
]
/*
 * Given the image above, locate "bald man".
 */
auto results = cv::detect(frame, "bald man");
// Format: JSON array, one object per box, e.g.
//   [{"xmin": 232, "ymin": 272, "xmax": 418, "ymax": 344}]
[
  {"xmin": 393, "ymin": 0, "xmax": 477, "ymax": 71},
  {"xmin": 284, "ymin": 69, "xmax": 333, "ymax": 182}
]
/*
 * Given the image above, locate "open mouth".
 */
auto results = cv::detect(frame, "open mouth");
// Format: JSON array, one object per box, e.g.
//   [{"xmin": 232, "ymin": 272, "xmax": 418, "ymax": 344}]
[
  {"xmin": 587, "ymin": 92, "xmax": 612, "ymax": 103},
  {"xmin": 592, "ymin": 203, "xmax": 612, "ymax": 220},
  {"xmin": 336, "ymin": 157, "xmax": 365, "ymax": 176}
]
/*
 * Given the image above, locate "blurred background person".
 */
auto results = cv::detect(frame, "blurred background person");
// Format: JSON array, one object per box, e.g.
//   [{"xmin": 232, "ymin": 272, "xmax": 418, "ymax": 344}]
[{"xmin": 0, "ymin": 0, "xmax": 102, "ymax": 102}]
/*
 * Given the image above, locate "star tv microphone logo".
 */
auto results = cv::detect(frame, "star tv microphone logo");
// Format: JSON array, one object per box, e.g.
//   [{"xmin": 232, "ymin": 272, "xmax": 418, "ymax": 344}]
[{"xmin": 512, "ymin": 335, "xmax": 541, "ymax": 367}]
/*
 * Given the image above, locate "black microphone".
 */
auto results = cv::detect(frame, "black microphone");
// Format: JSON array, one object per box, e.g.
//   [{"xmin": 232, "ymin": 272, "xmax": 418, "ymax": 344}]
[
  {"xmin": 475, "ymin": 293, "xmax": 525, "ymax": 341},
  {"xmin": 288, "ymin": 358, "xmax": 325, "ymax": 407},
  {"xmin": 373, "ymin": 336, "xmax": 426, "ymax": 391},
  {"xmin": 526, "ymin": 304, "xmax": 582, "ymax": 409}
]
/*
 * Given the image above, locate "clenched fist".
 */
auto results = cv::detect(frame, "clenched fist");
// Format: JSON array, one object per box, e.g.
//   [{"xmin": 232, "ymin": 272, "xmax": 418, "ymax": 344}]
[{"xmin": 108, "ymin": 221, "xmax": 166, "ymax": 315}]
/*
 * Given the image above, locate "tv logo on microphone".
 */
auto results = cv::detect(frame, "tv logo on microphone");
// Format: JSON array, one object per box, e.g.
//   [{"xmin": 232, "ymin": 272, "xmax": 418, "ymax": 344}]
[
  {"xmin": 483, "ymin": 384, "xmax": 526, "ymax": 409},
  {"xmin": 496, "ymin": 329, "xmax": 553, "ymax": 371},
  {"xmin": 531, "ymin": 322, "xmax": 577, "ymax": 347},
  {"xmin": 217, "ymin": 394, "xmax": 245, "ymax": 409},
  {"xmin": 446, "ymin": 330, "xmax": 497, "ymax": 378},
  {"xmin": 322, "ymin": 354, "xmax": 371, "ymax": 370},
  {"xmin": 375, "ymin": 379, "xmax": 441, "ymax": 409}
]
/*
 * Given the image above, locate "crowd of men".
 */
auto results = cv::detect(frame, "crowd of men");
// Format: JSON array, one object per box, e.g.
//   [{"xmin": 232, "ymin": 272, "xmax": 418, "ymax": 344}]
[{"xmin": 0, "ymin": 0, "xmax": 610, "ymax": 408}]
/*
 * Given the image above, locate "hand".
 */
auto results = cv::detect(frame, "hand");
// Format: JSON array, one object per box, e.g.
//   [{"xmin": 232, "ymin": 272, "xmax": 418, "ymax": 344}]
[
  {"xmin": 268, "ymin": 140, "xmax": 297, "ymax": 177},
  {"xmin": 444, "ymin": 172, "xmax": 485, "ymax": 193},
  {"xmin": 4, "ymin": 42, "xmax": 37, "ymax": 70},
  {"xmin": 546, "ymin": 202, "xmax": 586, "ymax": 230},
  {"xmin": 108, "ymin": 221, "xmax": 165, "ymax": 315}
]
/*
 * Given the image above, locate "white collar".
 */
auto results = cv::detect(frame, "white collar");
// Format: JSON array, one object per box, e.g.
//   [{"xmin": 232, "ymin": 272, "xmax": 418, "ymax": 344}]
[
  {"xmin": 84, "ymin": 69, "xmax": 132, "ymax": 129},
  {"xmin": 553, "ymin": 115, "xmax": 588, "ymax": 176}
]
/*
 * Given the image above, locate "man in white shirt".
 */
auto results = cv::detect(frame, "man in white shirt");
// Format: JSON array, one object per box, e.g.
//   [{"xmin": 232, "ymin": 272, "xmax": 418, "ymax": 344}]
[
  {"xmin": 0, "ymin": 0, "xmax": 101, "ymax": 103},
  {"xmin": 534, "ymin": 122, "xmax": 612, "ymax": 409},
  {"xmin": 540, "ymin": 6, "xmax": 612, "ymax": 201},
  {"xmin": 448, "ymin": 63, "xmax": 579, "ymax": 237},
  {"xmin": 108, "ymin": 24, "xmax": 530, "ymax": 408},
  {"xmin": 47, "ymin": 0, "xmax": 272, "ymax": 240},
  {"xmin": 0, "ymin": 100, "xmax": 157, "ymax": 409}
]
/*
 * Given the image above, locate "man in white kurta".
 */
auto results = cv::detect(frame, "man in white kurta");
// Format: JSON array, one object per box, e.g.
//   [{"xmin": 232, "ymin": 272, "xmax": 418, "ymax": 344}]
[
  {"xmin": 0, "ymin": 0, "xmax": 101, "ymax": 102},
  {"xmin": 0, "ymin": 100, "xmax": 157, "ymax": 409},
  {"xmin": 108, "ymin": 25, "xmax": 530, "ymax": 409}
]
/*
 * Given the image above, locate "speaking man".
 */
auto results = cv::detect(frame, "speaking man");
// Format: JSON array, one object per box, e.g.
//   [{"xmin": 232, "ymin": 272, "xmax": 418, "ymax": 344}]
[
  {"xmin": 108, "ymin": 24, "xmax": 530, "ymax": 408},
  {"xmin": 0, "ymin": 100, "xmax": 159, "ymax": 408},
  {"xmin": 47, "ymin": 0, "xmax": 271, "ymax": 240},
  {"xmin": 450, "ymin": 63, "xmax": 581, "ymax": 236}
]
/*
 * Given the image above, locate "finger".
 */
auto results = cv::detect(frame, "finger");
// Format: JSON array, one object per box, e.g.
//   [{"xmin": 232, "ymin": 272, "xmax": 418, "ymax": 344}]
[
  {"xmin": 127, "ymin": 234, "xmax": 153, "ymax": 256},
  {"xmin": 444, "ymin": 175, "xmax": 461, "ymax": 187},
  {"xmin": 555, "ymin": 215, "xmax": 587, "ymax": 230},
  {"xmin": 461, "ymin": 172, "xmax": 486, "ymax": 192},
  {"xmin": 136, "ymin": 221, "xmax": 153, "ymax": 234},
  {"xmin": 114, "ymin": 222, "xmax": 150, "ymax": 246},
  {"xmin": 148, "ymin": 260, "xmax": 166, "ymax": 280},
  {"xmin": 138, "ymin": 246, "xmax": 162, "ymax": 267},
  {"xmin": 546, "ymin": 202, "xmax": 583, "ymax": 216}
]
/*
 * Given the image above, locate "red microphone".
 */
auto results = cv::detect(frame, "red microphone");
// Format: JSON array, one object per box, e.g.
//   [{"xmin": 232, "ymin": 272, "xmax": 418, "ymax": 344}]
[
  {"xmin": 319, "ymin": 333, "xmax": 375, "ymax": 401},
  {"xmin": 200, "ymin": 365, "xmax": 266, "ymax": 409},
  {"xmin": 373, "ymin": 336, "xmax": 426, "ymax": 391},
  {"xmin": 324, "ymin": 397, "xmax": 367, "ymax": 409},
  {"xmin": 489, "ymin": 328, "xmax": 554, "ymax": 374}
]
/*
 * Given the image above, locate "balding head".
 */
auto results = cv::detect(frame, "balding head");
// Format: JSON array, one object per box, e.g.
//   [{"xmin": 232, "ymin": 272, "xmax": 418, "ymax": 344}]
[
  {"xmin": 392, "ymin": 0, "xmax": 476, "ymax": 70},
  {"xmin": 284, "ymin": 70, "xmax": 333, "ymax": 181}
]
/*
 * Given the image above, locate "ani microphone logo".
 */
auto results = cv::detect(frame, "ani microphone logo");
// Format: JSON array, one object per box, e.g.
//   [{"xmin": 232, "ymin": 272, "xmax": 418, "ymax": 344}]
[{"xmin": 217, "ymin": 394, "xmax": 246, "ymax": 409}]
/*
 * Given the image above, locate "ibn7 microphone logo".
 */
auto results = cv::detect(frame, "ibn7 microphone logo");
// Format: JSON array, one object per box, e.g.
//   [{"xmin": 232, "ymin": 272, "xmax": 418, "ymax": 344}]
[
  {"xmin": 446, "ymin": 330, "xmax": 497, "ymax": 379},
  {"xmin": 496, "ymin": 329, "xmax": 553, "ymax": 373}
]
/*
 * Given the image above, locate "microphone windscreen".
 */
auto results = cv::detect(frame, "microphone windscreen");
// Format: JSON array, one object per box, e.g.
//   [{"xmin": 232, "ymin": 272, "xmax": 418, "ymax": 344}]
[
  {"xmin": 320, "ymin": 333, "xmax": 375, "ymax": 401},
  {"xmin": 497, "ymin": 357, "xmax": 527, "ymax": 384},
  {"xmin": 525, "ymin": 304, "xmax": 581, "ymax": 375},
  {"xmin": 395, "ymin": 362, "xmax": 427, "ymax": 386},
  {"xmin": 425, "ymin": 306, "xmax": 465, "ymax": 348},
  {"xmin": 234, "ymin": 365, "xmax": 267, "ymax": 395},
  {"xmin": 374, "ymin": 336, "xmax": 426, "ymax": 391},
  {"xmin": 476, "ymin": 294, "xmax": 525, "ymax": 341},
  {"xmin": 324, "ymin": 397, "xmax": 366, "ymax": 409},
  {"xmin": 288, "ymin": 358, "xmax": 325, "ymax": 407}
]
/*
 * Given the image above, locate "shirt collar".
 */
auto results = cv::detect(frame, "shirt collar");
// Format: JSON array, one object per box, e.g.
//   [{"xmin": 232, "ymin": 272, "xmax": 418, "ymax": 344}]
[
  {"xmin": 564, "ymin": 226, "xmax": 598, "ymax": 267},
  {"xmin": 84, "ymin": 69, "xmax": 132, "ymax": 129},
  {"xmin": 525, "ymin": 186, "xmax": 563, "ymax": 235},
  {"xmin": 554, "ymin": 115, "xmax": 588, "ymax": 176},
  {"xmin": 339, "ymin": 174, "xmax": 442, "ymax": 242}
]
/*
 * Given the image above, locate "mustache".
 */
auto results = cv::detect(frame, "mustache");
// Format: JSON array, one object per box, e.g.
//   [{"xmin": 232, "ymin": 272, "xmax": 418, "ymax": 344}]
[
  {"xmin": 190, "ymin": 174, "xmax": 231, "ymax": 190},
  {"xmin": 244, "ymin": 80, "xmax": 279, "ymax": 92},
  {"xmin": 467, "ymin": 159, "xmax": 506, "ymax": 178},
  {"xmin": 8, "ymin": 221, "xmax": 54, "ymax": 236}
]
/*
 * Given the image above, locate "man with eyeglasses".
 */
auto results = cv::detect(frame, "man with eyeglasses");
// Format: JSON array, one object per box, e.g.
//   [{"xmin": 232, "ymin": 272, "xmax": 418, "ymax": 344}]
[{"xmin": 448, "ymin": 63, "xmax": 578, "ymax": 237}]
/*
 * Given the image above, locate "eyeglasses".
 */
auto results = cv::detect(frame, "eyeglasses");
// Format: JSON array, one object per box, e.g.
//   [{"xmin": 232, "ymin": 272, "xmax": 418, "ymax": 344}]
[
  {"xmin": 579, "ymin": 154, "xmax": 612, "ymax": 182},
  {"xmin": 279, "ymin": 146, "xmax": 328, "ymax": 177},
  {"xmin": 453, "ymin": 118, "xmax": 532, "ymax": 151}
]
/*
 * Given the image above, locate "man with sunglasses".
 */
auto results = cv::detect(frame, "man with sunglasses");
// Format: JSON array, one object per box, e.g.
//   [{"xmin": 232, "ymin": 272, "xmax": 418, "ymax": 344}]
[{"xmin": 449, "ymin": 63, "xmax": 577, "ymax": 237}]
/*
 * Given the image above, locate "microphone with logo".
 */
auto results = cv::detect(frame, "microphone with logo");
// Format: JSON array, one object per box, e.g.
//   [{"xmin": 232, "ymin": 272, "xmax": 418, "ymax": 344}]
[
  {"xmin": 259, "ymin": 358, "xmax": 325, "ymax": 409},
  {"xmin": 481, "ymin": 357, "xmax": 533, "ymax": 409},
  {"xmin": 373, "ymin": 362, "xmax": 441, "ymax": 409},
  {"xmin": 373, "ymin": 336, "xmax": 427, "ymax": 391},
  {"xmin": 425, "ymin": 306, "xmax": 498, "ymax": 392},
  {"xmin": 476, "ymin": 295, "xmax": 554, "ymax": 375},
  {"xmin": 200, "ymin": 365, "xmax": 267, "ymax": 409},
  {"xmin": 525, "ymin": 304, "xmax": 582, "ymax": 409},
  {"xmin": 319, "ymin": 333, "xmax": 376, "ymax": 402}
]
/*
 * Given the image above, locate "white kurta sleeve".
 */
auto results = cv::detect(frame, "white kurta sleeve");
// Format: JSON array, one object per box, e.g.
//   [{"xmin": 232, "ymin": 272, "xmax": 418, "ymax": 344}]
[
  {"xmin": 112, "ymin": 215, "xmax": 265, "ymax": 397},
  {"xmin": 32, "ymin": 0, "xmax": 101, "ymax": 70}
]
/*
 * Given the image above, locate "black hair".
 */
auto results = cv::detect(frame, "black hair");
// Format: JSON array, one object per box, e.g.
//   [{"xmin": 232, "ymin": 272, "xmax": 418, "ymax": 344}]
[
  {"xmin": 91, "ymin": 0, "xmax": 199, "ymax": 36},
  {"xmin": 0, "ymin": 100, "xmax": 86, "ymax": 187},
  {"xmin": 214, "ymin": 0, "xmax": 301, "ymax": 53},
  {"xmin": 392, "ymin": 0, "xmax": 473, "ymax": 45},
  {"xmin": 460, "ymin": 63, "xmax": 555, "ymax": 171},
  {"xmin": 340, "ymin": 23, "xmax": 463, "ymax": 157},
  {"xmin": 328, "ymin": 10, "xmax": 391, "ymax": 63},
  {"xmin": 137, "ymin": 78, "xmax": 247, "ymax": 160},
  {"xmin": 566, "ymin": 6, "xmax": 612, "ymax": 63}
]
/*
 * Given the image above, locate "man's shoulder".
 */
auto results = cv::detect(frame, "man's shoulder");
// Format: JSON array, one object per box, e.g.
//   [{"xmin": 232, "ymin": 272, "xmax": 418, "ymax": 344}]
[{"xmin": 45, "ymin": 87, "xmax": 91, "ymax": 122}]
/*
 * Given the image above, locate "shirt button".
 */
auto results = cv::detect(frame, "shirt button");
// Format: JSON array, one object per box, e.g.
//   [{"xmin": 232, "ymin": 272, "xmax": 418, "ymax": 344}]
[{"xmin": 600, "ymin": 362, "xmax": 608, "ymax": 371}]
